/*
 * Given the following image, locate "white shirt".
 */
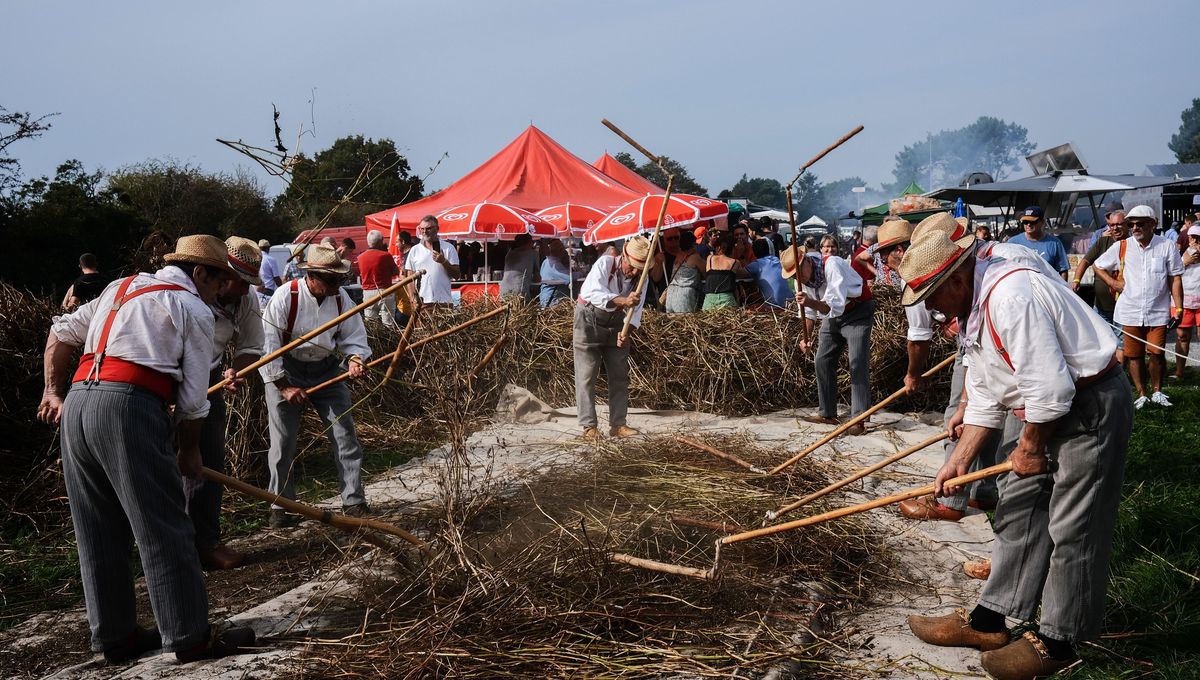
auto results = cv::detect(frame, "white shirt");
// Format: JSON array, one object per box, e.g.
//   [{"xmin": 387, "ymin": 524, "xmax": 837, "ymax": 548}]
[
  {"xmin": 211, "ymin": 292, "xmax": 264, "ymax": 369},
  {"xmin": 802, "ymin": 255, "xmax": 863, "ymax": 319},
  {"xmin": 259, "ymin": 253, "xmax": 281, "ymax": 292},
  {"xmin": 1093, "ymin": 235, "xmax": 1184, "ymax": 326},
  {"xmin": 258, "ymin": 279, "xmax": 372, "ymax": 383},
  {"xmin": 578, "ymin": 254, "xmax": 646, "ymax": 328},
  {"xmin": 905, "ymin": 302, "xmax": 934, "ymax": 342},
  {"xmin": 51, "ymin": 267, "xmax": 215, "ymax": 422},
  {"xmin": 404, "ymin": 239, "xmax": 460, "ymax": 303},
  {"xmin": 1183, "ymin": 249, "xmax": 1200, "ymax": 308},
  {"xmin": 961, "ymin": 248, "xmax": 1117, "ymax": 429}
]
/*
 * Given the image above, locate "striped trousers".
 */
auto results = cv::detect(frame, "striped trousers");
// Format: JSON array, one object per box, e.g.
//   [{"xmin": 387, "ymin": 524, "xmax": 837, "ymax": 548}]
[{"xmin": 60, "ymin": 381, "xmax": 209, "ymax": 653}]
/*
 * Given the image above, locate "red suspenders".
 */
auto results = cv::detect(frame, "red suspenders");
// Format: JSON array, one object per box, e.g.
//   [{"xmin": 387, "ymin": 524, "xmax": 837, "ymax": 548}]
[
  {"xmin": 281, "ymin": 279, "xmax": 344, "ymax": 344},
  {"xmin": 981, "ymin": 268, "xmax": 1036, "ymax": 371}
]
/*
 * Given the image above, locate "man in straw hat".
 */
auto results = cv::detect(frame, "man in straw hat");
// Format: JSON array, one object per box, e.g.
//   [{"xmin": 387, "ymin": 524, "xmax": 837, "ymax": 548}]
[
  {"xmin": 185, "ymin": 236, "xmax": 266, "ymax": 571},
  {"xmin": 899, "ymin": 212, "xmax": 1131, "ymax": 680},
  {"xmin": 259, "ymin": 243, "xmax": 372, "ymax": 528},
  {"xmin": 574, "ymin": 235, "xmax": 652, "ymax": 440},
  {"xmin": 38, "ymin": 234, "xmax": 256, "ymax": 662},
  {"xmin": 781, "ymin": 241, "xmax": 873, "ymax": 435}
]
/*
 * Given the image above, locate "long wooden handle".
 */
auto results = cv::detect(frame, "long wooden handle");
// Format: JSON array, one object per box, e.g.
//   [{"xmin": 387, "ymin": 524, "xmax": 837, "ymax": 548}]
[
  {"xmin": 305, "ymin": 305, "xmax": 508, "ymax": 396},
  {"xmin": 380, "ymin": 302, "xmax": 423, "ymax": 387},
  {"xmin": 207, "ymin": 271, "xmax": 422, "ymax": 395},
  {"xmin": 619, "ymin": 174, "xmax": 674, "ymax": 342},
  {"xmin": 601, "ymin": 119, "xmax": 660, "ymax": 165},
  {"xmin": 609, "ymin": 552, "xmax": 713, "ymax": 580},
  {"xmin": 676, "ymin": 436, "xmax": 761, "ymax": 472},
  {"xmin": 200, "ymin": 467, "xmax": 433, "ymax": 558},
  {"xmin": 789, "ymin": 125, "xmax": 865, "ymax": 185},
  {"xmin": 768, "ymin": 431, "xmax": 949, "ymax": 520},
  {"xmin": 722, "ymin": 461, "xmax": 1013, "ymax": 545},
  {"xmin": 769, "ymin": 353, "xmax": 956, "ymax": 475},
  {"xmin": 783, "ymin": 185, "xmax": 810, "ymax": 344}
]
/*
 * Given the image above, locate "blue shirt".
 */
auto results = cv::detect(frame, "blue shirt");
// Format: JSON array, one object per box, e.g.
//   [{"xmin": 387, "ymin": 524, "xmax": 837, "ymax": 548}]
[
  {"xmin": 1006, "ymin": 233, "xmax": 1070, "ymax": 273},
  {"xmin": 745, "ymin": 256, "xmax": 790, "ymax": 308}
]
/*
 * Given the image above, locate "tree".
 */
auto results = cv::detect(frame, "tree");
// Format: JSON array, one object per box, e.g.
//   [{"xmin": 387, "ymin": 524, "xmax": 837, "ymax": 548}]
[
  {"xmin": 0, "ymin": 160, "xmax": 147, "ymax": 292},
  {"xmin": 627, "ymin": 155, "xmax": 707, "ymax": 197},
  {"xmin": 719, "ymin": 174, "xmax": 786, "ymax": 208},
  {"xmin": 0, "ymin": 105, "xmax": 56, "ymax": 195},
  {"xmin": 889, "ymin": 116, "xmax": 1034, "ymax": 192},
  {"xmin": 817, "ymin": 176, "xmax": 874, "ymax": 219},
  {"xmin": 1169, "ymin": 98, "xmax": 1200, "ymax": 163},
  {"xmin": 277, "ymin": 135, "xmax": 424, "ymax": 229},
  {"xmin": 613, "ymin": 151, "xmax": 639, "ymax": 171},
  {"xmin": 107, "ymin": 160, "xmax": 291, "ymax": 244}
]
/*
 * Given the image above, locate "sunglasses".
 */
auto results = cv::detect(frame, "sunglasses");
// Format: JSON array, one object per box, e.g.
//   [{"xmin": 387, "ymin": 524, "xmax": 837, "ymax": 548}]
[{"xmin": 1127, "ymin": 220, "xmax": 1154, "ymax": 228}]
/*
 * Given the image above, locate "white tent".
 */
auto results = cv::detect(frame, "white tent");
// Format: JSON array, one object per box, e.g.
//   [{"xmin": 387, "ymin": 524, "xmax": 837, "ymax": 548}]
[{"xmin": 799, "ymin": 215, "xmax": 828, "ymax": 228}]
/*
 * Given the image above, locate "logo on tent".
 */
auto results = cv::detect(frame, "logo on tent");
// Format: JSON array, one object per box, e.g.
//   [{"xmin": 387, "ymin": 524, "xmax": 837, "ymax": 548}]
[
  {"xmin": 540, "ymin": 213, "xmax": 562, "ymax": 222},
  {"xmin": 442, "ymin": 212, "xmax": 468, "ymax": 221},
  {"xmin": 691, "ymin": 198, "xmax": 713, "ymax": 206},
  {"xmin": 610, "ymin": 212, "xmax": 635, "ymax": 225}
]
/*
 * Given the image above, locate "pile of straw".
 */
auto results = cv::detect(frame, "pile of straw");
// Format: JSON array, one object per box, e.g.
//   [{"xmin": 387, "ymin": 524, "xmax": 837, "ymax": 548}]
[{"xmin": 288, "ymin": 435, "xmax": 885, "ymax": 679}]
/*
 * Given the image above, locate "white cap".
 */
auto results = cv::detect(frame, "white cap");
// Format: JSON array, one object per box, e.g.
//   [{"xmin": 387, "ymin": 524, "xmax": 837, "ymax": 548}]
[
  {"xmin": 1188, "ymin": 225, "xmax": 1200, "ymax": 238},
  {"xmin": 1125, "ymin": 205, "xmax": 1156, "ymax": 220}
]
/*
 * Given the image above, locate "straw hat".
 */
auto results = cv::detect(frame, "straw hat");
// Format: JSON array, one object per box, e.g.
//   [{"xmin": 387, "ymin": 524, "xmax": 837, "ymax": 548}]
[
  {"xmin": 623, "ymin": 235, "xmax": 652, "ymax": 269},
  {"xmin": 779, "ymin": 245, "xmax": 807, "ymax": 279},
  {"xmin": 224, "ymin": 236, "xmax": 263, "ymax": 285},
  {"xmin": 164, "ymin": 234, "xmax": 233, "ymax": 271},
  {"xmin": 876, "ymin": 219, "xmax": 914, "ymax": 249},
  {"xmin": 897, "ymin": 212, "xmax": 975, "ymax": 306},
  {"xmin": 300, "ymin": 244, "xmax": 351, "ymax": 274}
]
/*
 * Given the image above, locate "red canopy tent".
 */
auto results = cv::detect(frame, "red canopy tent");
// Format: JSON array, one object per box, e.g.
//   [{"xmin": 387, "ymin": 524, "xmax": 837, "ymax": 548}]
[
  {"xmin": 365, "ymin": 126, "xmax": 643, "ymax": 234},
  {"xmin": 592, "ymin": 153, "xmax": 663, "ymax": 195}
]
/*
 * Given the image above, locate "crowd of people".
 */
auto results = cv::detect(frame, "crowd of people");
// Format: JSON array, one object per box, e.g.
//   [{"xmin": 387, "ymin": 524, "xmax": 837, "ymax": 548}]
[{"xmin": 38, "ymin": 199, "xmax": 1200, "ymax": 679}]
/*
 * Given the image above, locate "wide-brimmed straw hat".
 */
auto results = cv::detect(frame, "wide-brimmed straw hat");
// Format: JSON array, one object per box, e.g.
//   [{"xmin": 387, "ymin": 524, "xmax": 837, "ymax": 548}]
[
  {"xmin": 876, "ymin": 219, "xmax": 914, "ymax": 250},
  {"xmin": 623, "ymin": 235, "xmax": 651, "ymax": 269},
  {"xmin": 164, "ymin": 234, "xmax": 233, "ymax": 271},
  {"xmin": 897, "ymin": 212, "xmax": 975, "ymax": 306},
  {"xmin": 224, "ymin": 236, "xmax": 263, "ymax": 285},
  {"xmin": 300, "ymin": 244, "xmax": 351, "ymax": 275},
  {"xmin": 779, "ymin": 245, "xmax": 809, "ymax": 279}
]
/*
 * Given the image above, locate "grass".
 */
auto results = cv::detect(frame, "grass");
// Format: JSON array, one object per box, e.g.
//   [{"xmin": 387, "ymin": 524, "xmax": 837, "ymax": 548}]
[{"xmin": 1063, "ymin": 374, "xmax": 1200, "ymax": 679}]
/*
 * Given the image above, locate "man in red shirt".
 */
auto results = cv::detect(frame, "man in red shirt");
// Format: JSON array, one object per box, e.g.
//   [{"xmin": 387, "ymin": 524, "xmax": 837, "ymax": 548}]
[{"xmin": 358, "ymin": 229, "xmax": 400, "ymax": 328}]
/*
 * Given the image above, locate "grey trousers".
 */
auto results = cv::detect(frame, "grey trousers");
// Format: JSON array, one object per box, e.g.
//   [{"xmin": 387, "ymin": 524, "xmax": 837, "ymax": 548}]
[
  {"xmin": 815, "ymin": 300, "xmax": 874, "ymax": 419},
  {"xmin": 60, "ymin": 381, "xmax": 209, "ymax": 653},
  {"xmin": 188, "ymin": 385, "xmax": 226, "ymax": 548},
  {"xmin": 362, "ymin": 288, "xmax": 398, "ymax": 328},
  {"xmin": 265, "ymin": 355, "xmax": 366, "ymax": 509},
  {"xmin": 978, "ymin": 369, "xmax": 1133, "ymax": 641},
  {"xmin": 940, "ymin": 355, "xmax": 1018, "ymax": 512},
  {"xmin": 573, "ymin": 303, "xmax": 630, "ymax": 429}
]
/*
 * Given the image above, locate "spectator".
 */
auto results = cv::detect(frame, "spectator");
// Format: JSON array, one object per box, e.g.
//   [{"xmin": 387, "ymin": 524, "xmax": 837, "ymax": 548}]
[
  {"xmin": 693, "ymin": 224, "xmax": 710, "ymax": 257},
  {"xmin": 539, "ymin": 239, "xmax": 572, "ymax": 307},
  {"xmin": 1089, "ymin": 201, "xmax": 1124, "ymax": 248},
  {"xmin": 319, "ymin": 236, "xmax": 336, "ymax": 249},
  {"xmin": 731, "ymin": 222, "xmax": 757, "ymax": 267},
  {"xmin": 1093, "ymin": 205, "xmax": 1184, "ymax": 408},
  {"xmin": 803, "ymin": 236, "xmax": 818, "ymax": 250},
  {"xmin": 61, "ymin": 253, "xmax": 109, "ymax": 309},
  {"xmin": 818, "ymin": 235, "xmax": 838, "ymax": 257},
  {"xmin": 745, "ymin": 238, "xmax": 789, "ymax": 309},
  {"xmin": 358, "ymin": 230, "xmax": 401, "ymax": 328},
  {"xmin": 851, "ymin": 230, "xmax": 863, "ymax": 252},
  {"xmin": 702, "ymin": 232, "xmax": 744, "ymax": 310},
  {"xmin": 336, "ymin": 238, "xmax": 358, "ymax": 283},
  {"xmin": 499, "ymin": 233, "xmax": 540, "ymax": 301},
  {"xmin": 1179, "ymin": 214, "xmax": 1196, "ymax": 254},
  {"xmin": 1007, "ymin": 206, "xmax": 1070, "ymax": 279},
  {"xmin": 1175, "ymin": 225, "xmax": 1200, "ymax": 379},
  {"xmin": 665, "ymin": 229, "xmax": 706, "ymax": 313},
  {"xmin": 403, "ymin": 215, "xmax": 460, "ymax": 305},
  {"xmin": 257, "ymin": 239, "xmax": 283, "ymax": 304},
  {"xmin": 1163, "ymin": 221, "xmax": 1180, "ymax": 245},
  {"xmin": 975, "ymin": 225, "xmax": 992, "ymax": 241},
  {"xmin": 1072, "ymin": 208, "xmax": 1127, "ymax": 334}
]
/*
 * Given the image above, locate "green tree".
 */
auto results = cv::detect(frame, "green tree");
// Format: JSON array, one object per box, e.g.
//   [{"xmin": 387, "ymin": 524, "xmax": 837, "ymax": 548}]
[
  {"xmin": 629, "ymin": 155, "xmax": 707, "ymax": 197},
  {"xmin": 787, "ymin": 173, "xmax": 827, "ymax": 222},
  {"xmin": 0, "ymin": 161, "xmax": 147, "ymax": 292},
  {"xmin": 613, "ymin": 151, "xmax": 639, "ymax": 171},
  {"xmin": 0, "ymin": 105, "xmax": 56, "ymax": 195},
  {"xmin": 107, "ymin": 160, "xmax": 291, "ymax": 244},
  {"xmin": 818, "ymin": 176, "xmax": 874, "ymax": 219},
  {"xmin": 890, "ymin": 116, "xmax": 1034, "ymax": 192},
  {"xmin": 719, "ymin": 174, "xmax": 786, "ymax": 208},
  {"xmin": 277, "ymin": 135, "xmax": 424, "ymax": 229},
  {"xmin": 1169, "ymin": 98, "xmax": 1200, "ymax": 163}
]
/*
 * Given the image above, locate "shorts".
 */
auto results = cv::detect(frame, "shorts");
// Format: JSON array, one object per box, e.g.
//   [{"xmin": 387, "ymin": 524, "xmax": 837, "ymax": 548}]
[
  {"xmin": 1122, "ymin": 325, "xmax": 1167, "ymax": 358},
  {"xmin": 1181, "ymin": 308, "xmax": 1200, "ymax": 329}
]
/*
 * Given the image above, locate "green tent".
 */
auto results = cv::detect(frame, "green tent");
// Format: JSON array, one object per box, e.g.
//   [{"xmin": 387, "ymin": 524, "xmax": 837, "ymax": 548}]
[{"xmin": 861, "ymin": 180, "xmax": 934, "ymax": 226}]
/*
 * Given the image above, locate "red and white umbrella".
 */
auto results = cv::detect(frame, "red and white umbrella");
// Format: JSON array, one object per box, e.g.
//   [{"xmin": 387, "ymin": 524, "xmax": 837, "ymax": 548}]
[
  {"xmin": 583, "ymin": 194, "xmax": 728, "ymax": 245},
  {"xmin": 534, "ymin": 203, "xmax": 606, "ymax": 238},
  {"xmin": 435, "ymin": 202, "xmax": 558, "ymax": 241}
]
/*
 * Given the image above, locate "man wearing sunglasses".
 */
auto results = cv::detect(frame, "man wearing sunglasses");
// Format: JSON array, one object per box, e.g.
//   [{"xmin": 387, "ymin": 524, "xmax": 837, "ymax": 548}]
[
  {"xmin": 259, "ymin": 244, "xmax": 372, "ymax": 527},
  {"xmin": 1093, "ymin": 205, "xmax": 1184, "ymax": 409}
]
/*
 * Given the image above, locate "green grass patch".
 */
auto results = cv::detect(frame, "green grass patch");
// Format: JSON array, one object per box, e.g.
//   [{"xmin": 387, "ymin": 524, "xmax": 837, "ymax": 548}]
[{"xmin": 1065, "ymin": 379, "xmax": 1200, "ymax": 678}]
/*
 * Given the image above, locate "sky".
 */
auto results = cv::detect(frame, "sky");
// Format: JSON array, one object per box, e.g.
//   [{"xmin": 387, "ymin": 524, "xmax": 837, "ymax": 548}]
[{"xmin": 4, "ymin": 0, "xmax": 1197, "ymax": 201}]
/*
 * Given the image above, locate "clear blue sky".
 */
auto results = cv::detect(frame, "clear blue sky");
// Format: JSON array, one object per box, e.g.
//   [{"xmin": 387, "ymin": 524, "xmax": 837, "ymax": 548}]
[{"xmin": 4, "ymin": 0, "xmax": 1196, "ymax": 198}]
